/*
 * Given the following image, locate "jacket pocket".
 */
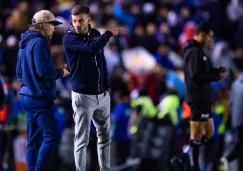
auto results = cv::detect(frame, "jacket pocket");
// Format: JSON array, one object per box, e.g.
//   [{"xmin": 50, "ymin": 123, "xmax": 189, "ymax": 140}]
[{"xmin": 72, "ymin": 92, "xmax": 83, "ymax": 112}]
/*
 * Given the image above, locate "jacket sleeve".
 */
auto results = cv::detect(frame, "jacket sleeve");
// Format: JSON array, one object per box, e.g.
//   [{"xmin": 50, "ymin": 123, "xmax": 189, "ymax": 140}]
[
  {"xmin": 188, "ymin": 48, "xmax": 220, "ymax": 82},
  {"xmin": 16, "ymin": 52, "xmax": 22, "ymax": 84},
  {"xmin": 33, "ymin": 39, "xmax": 64, "ymax": 80},
  {"xmin": 63, "ymin": 31, "xmax": 113, "ymax": 54}
]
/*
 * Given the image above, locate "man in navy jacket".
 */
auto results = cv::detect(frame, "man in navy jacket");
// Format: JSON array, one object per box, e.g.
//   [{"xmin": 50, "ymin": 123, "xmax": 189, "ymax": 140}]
[
  {"xmin": 63, "ymin": 5, "xmax": 118, "ymax": 171},
  {"xmin": 16, "ymin": 10, "xmax": 69, "ymax": 171}
]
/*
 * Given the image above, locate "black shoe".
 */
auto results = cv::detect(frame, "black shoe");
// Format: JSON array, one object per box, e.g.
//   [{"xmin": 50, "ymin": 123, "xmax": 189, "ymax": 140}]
[
  {"xmin": 170, "ymin": 154, "xmax": 193, "ymax": 171},
  {"xmin": 181, "ymin": 153, "xmax": 192, "ymax": 171},
  {"xmin": 171, "ymin": 156, "xmax": 185, "ymax": 171},
  {"xmin": 171, "ymin": 156, "xmax": 192, "ymax": 171}
]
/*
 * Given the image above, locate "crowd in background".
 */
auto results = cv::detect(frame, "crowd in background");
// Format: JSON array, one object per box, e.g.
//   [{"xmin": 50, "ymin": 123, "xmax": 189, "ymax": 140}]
[{"xmin": 1, "ymin": 0, "xmax": 243, "ymax": 171}]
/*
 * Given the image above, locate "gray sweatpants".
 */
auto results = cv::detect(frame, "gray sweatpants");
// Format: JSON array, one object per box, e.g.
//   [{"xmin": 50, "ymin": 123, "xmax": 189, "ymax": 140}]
[{"xmin": 72, "ymin": 91, "xmax": 111, "ymax": 171}]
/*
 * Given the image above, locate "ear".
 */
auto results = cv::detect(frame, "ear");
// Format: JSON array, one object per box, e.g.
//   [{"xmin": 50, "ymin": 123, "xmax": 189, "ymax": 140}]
[{"xmin": 88, "ymin": 17, "xmax": 91, "ymax": 21}]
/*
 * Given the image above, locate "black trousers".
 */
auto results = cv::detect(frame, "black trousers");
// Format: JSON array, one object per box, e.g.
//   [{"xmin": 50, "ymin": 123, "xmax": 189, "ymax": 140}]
[{"xmin": 225, "ymin": 126, "xmax": 243, "ymax": 170}]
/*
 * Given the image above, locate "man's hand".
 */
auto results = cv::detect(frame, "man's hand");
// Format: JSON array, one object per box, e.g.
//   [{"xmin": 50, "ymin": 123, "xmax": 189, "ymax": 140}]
[
  {"xmin": 62, "ymin": 63, "xmax": 70, "ymax": 77},
  {"xmin": 107, "ymin": 28, "xmax": 119, "ymax": 36},
  {"xmin": 62, "ymin": 64, "xmax": 70, "ymax": 77},
  {"xmin": 62, "ymin": 68, "xmax": 70, "ymax": 77}
]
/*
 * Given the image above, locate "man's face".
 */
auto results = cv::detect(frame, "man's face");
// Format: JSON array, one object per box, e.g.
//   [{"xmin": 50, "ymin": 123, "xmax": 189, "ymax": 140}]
[
  {"xmin": 72, "ymin": 13, "xmax": 90, "ymax": 34},
  {"xmin": 202, "ymin": 30, "xmax": 214, "ymax": 48},
  {"xmin": 44, "ymin": 23, "xmax": 55, "ymax": 38}
]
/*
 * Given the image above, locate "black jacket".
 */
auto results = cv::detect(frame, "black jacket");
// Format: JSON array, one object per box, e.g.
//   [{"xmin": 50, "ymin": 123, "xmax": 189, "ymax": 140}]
[
  {"xmin": 183, "ymin": 39, "xmax": 220, "ymax": 104},
  {"xmin": 63, "ymin": 24, "xmax": 113, "ymax": 94}
]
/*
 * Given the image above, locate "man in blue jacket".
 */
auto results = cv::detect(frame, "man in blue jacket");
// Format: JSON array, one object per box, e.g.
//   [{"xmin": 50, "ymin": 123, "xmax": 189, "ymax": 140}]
[
  {"xmin": 63, "ymin": 5, "xmax": 118, "ymax": 171},
  {"xmin": 16, "ymin": 10, "xmax": 69, "ymax": 171}
]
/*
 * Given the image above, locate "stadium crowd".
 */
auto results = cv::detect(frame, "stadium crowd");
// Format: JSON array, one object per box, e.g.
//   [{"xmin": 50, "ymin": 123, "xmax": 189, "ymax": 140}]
[{"xmin": 1, "ymin": 0, "xmax": 243, "ymax": 171}]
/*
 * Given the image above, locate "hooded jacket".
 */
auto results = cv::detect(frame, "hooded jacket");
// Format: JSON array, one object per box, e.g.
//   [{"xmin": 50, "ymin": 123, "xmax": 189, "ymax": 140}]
[
  {"xmin": 63, "ymin": 24, "xmax": 113, "ymax": 95},
  {"xmin": 16, "ymin": 30, "xmax": 64, "ymax": 99},
  {"xmin": 183, "ymin": 39, "xmax": 220, "ymax": 104}
]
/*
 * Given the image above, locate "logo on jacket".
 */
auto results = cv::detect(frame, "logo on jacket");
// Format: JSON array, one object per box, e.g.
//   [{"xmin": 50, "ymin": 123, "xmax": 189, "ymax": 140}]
[
  {"xmin": 201, "ymin": 113, "xmax": 209, "ymax": 119},
  {"xmin": 203, "ymin": 56, "xmax": 207, "ymax": 61},
  {"xmin": 92, "ymin": 36, "xmax": 100, "ymax": 41}
]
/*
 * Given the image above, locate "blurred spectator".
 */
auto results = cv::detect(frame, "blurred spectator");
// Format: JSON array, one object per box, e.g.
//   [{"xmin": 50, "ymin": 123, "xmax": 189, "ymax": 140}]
[
  {"xmin": 101, "ymin": 2, "xmax": 114, "ymax": 25},
  {"xmin": 154, "ymin": 43, "xmax": 175, "ymax": 70},
  {"xmin": 225, "ymin": 47, "xmax": 243, "ymax": 88},
  {"xmin": 131, "ymin": 24, "xmax": 152, "ymax": 51},
  {"xmin": 179, "ymin": 21, "xmax": 196, "ymax": 48},
  {"xmin": 156, "ymin": 22, "xmax": 177, "ymax": 50},
  {"xmin": 144, "ymin": 22, "xmax": 158, "ymax": 53},
  {"xmin": 129, "ymin": 73, "xmax": 160, "ymax": 104},
  {"xmin": 113, "ymin": 3, "xmax": 136, "ymax": 33},
  {"xmin": 0, "ymin": 34, "xmax": 19, "ymax": 83},
  {"xmin": 6, "ymin": 1, "xmax": 29, "ymax": 33},
  {"xmin": 154, "ymin": 43, "xmax": 184, "ymax": 70},
  {"xmin": 110, "ymin": 65, "xmax": 129, "ymax": 107},
  {"xmin": 141, "ymin": 2, "xmax": 156, "ymax": 25},
  {"xmin": 156, "ymin": 4, "xmax": 170, "ymax": 24},
  {"xmin": 157, "ymin": 91, "xmax": 181, "ymax": 126},
  {"xmin": 180, "ymin": 5, "xmax": 194, "ymax": 24},
  {"xmin": 129, "ymin": 87, "xmax": 157, "ymax": 158},
  {"xmin": 0, "ymin": 79, "xmax": 21, "ymax": 171},
  {"xmin": 212, "ymin": 41, "xmax": 232, "ymax": 69},
  {"xmin": 227, "ymin": 0, "xmax": 243, "ymax": 23},
  {"xmin": 222, "ymin": 58, "xmax": 243, "ymax": 171},
  {"xmin": 1, "ymin": 0, "xmax": 243, "ymax": 170},
  {"xmin": 104, "ymin": 39, "xmax": 121, "ymax": 75},
  {"xmin": 112, "ymin": 90, "xmax": 131, "ymax": 166}
]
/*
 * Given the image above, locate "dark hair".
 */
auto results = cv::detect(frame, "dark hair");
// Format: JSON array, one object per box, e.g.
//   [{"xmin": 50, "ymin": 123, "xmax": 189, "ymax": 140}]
[
  {"xmin": 195, "ymin": 22, "xmax": 213, "ymax": 35},
  {"xmin": 71, "ymin": 5, "xmax": 90, "ymax": 15}
]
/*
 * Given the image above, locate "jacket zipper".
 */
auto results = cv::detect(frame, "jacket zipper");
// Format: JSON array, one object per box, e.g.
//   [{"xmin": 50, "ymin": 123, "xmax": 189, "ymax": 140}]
[{"xmin": 95, "ymin": 55, "xmax": 100, "ymax": 93}]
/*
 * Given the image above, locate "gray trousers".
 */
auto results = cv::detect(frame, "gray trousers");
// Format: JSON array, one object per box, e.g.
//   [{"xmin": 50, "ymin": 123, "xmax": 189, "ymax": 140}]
[{"xmin": 72, "ymin": 91, "xmax": 111, "ymax": 171}]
